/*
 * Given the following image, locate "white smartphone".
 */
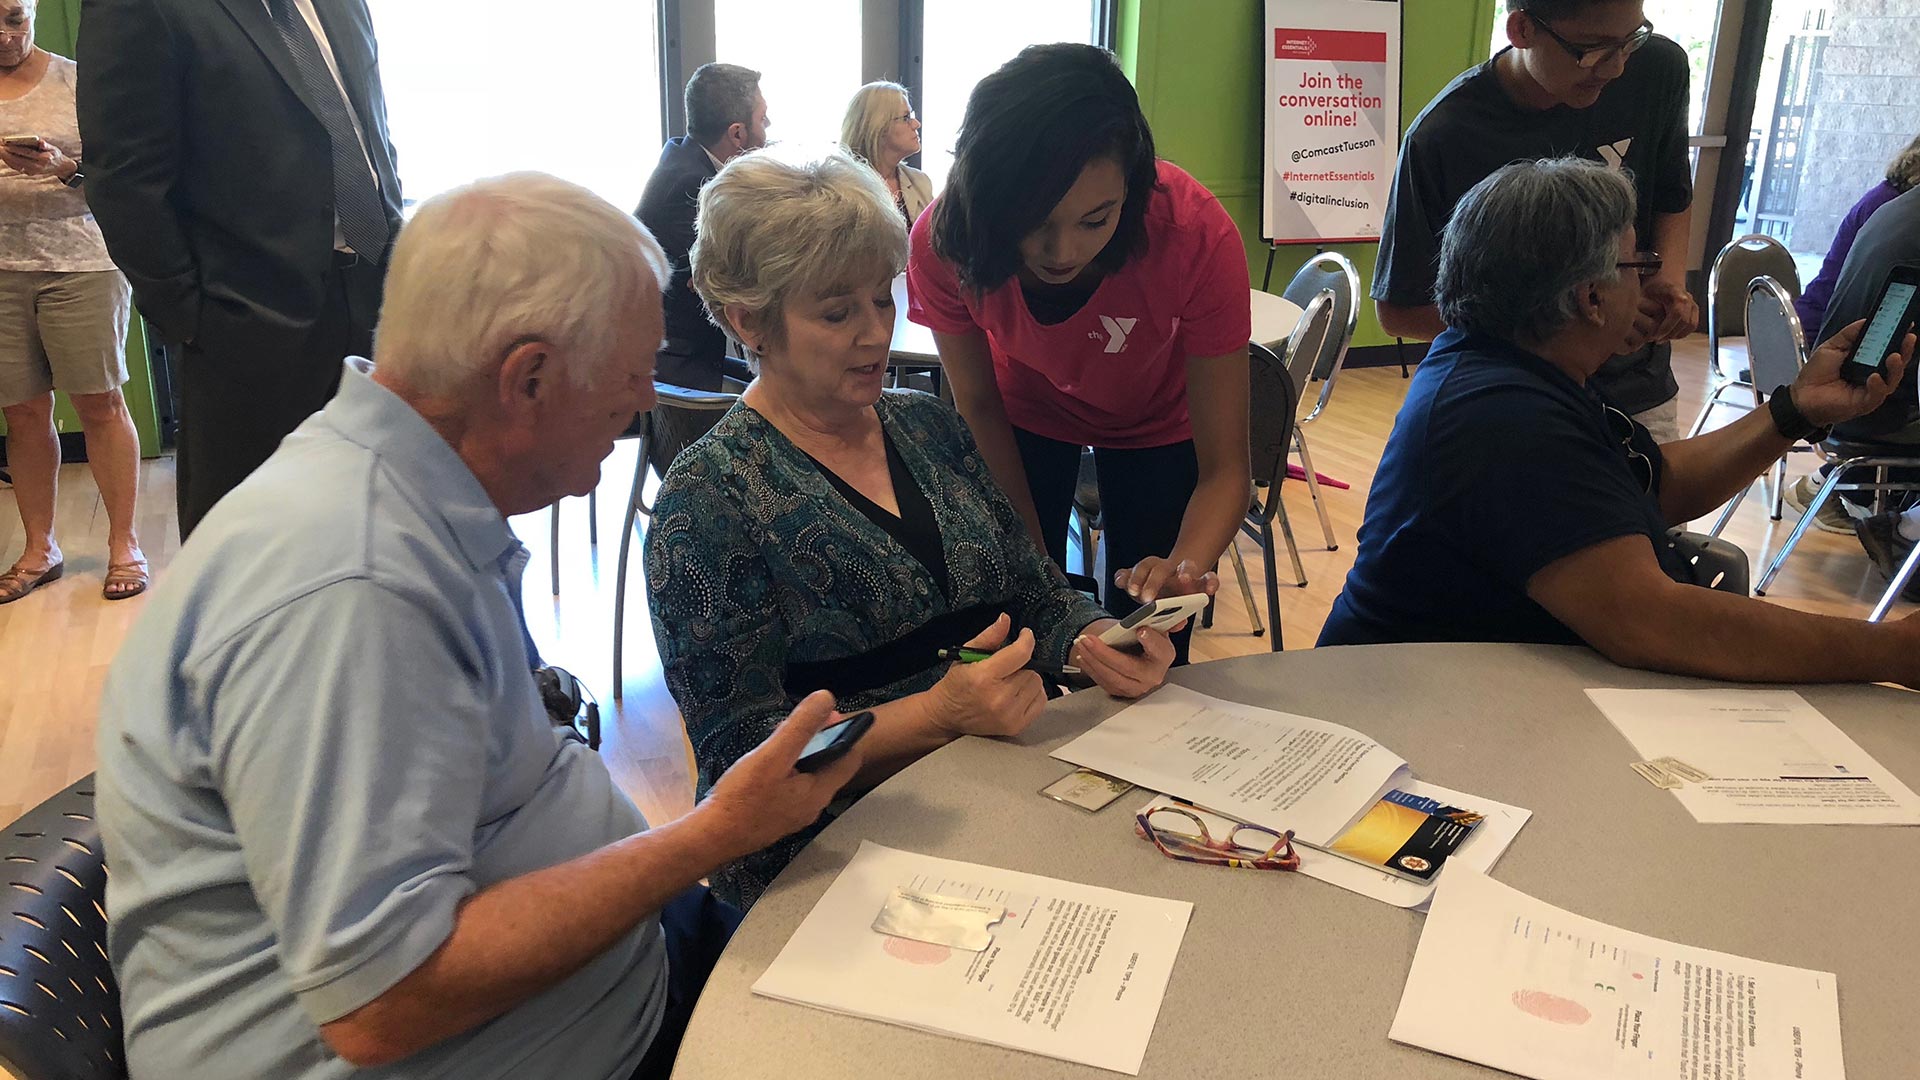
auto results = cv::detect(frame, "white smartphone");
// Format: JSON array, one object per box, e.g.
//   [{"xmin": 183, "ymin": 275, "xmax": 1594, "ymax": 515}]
[
  {"xmin": 1098, "ymin": 593, "xmax": 1209, "ymax": 649},
  {"xmin": 3, "ymin": 134, "xmax": 45, "ymax": 149}
]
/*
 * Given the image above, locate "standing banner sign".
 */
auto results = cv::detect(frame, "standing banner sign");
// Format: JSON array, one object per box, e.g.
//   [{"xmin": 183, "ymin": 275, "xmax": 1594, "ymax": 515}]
[{"xmin": 1263, "ymin": 0, "xmax": 1402, "ymax": 245}]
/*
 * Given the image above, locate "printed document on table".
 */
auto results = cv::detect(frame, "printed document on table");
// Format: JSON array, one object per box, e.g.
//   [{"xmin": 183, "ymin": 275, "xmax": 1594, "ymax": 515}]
[
  {"xmin": 753, "ymin": 841, "xmax": 1193, "ymax": 1076},
  {"xmin": 1392, "ymin": 867, "xmax": 1844, "ymax": 1080},
  {"xmin": 1135, "ymin": 780, "xmax": 1531, "ymax": 909},
  {"xmin": 1051, "ymin": 684, "xmax": 1410, "ymax": 844},
  {"xmin": 1586, "ymin": 688, "xmax": 1920, "ymax": 824}
]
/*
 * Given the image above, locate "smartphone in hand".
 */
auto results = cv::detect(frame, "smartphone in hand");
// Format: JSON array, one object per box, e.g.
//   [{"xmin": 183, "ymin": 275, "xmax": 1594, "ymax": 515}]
[
  {"xmin": 794, "ymin": 711, "xmax": 875, "ymax": 774},
  {"xmin": 1840, "ymin": 265, "xmax": 1920, "ymax": 386}
]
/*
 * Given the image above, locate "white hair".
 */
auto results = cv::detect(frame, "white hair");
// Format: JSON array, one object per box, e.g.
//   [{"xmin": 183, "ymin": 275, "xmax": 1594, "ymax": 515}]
[
  {"xmin": 373, "ymin": 172, "xmax": 668, "ymax": 396},
  {"xmin": 691, "ymin": 146, "xmax": 907, "ymax": 355}
]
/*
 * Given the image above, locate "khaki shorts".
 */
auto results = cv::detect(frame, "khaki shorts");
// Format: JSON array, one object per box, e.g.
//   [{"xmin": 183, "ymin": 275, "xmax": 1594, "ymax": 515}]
[{"xmin": 0, "ymin": 269, "xmax": 133, "ymax": 408}]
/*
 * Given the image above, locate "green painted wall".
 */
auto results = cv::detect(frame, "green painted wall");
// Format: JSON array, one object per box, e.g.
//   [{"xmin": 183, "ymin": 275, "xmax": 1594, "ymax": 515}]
[
  {"xmin": 1121, "ymin": 0, "xmax": 1501, "ymax": 349},
  {"xmin": 0, "ymin": 0, "xmax": 162, "ymax": 455}
]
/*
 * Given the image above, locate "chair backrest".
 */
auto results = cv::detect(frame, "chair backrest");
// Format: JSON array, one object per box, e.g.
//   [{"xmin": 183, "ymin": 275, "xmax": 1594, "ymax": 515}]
[
  {"xmin": 1665, "ymin": 528, "xmax": 1750, "ymax": 596},
  {"xmin": 1248, "ymin": 340, "xmax": 1303, "ymax": 520},
  {"xmin": 1744, "ymin": 276, "xmax": 1807, "ymax": 397},
  {"xmin": 1709, "ymin": 234, "xmax": 1800, "ymax": 374},
  {"xmin": 1279, "ymin": 252, "xmax": 1361, "ymax": 384},
  {"xmin": 1281, "ymin": 289, "xmax": 1337, "ymax": 413},
  {"xmin": 0, "ymin": 775, "xmax": 125, "ymax": 1080}
]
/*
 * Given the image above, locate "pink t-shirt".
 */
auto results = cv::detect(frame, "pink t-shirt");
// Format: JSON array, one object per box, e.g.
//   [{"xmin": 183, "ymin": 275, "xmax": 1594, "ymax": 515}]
[{"xmin": 907, "ymin": 160, "xmax": 1251, "ymax": 449}]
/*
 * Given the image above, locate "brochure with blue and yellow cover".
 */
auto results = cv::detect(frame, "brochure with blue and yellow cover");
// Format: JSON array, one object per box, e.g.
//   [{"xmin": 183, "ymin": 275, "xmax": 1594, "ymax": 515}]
[{"xmin": 1325, "ymin": 789, "xmax": 1484, "ymax": 882}]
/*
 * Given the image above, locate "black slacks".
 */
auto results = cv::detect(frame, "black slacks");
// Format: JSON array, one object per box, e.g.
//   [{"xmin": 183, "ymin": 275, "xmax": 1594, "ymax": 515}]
[
  {"xmin": 629, "ymin": 885, "xmax": 744, "ymax": 1079},
  {"xmin": 1014, "ymin": 427, "xmax": 1201, "ymax": 666},
  {"xmin": 174, "ymin": 258, "xmax": 383, "ymax": 538}
]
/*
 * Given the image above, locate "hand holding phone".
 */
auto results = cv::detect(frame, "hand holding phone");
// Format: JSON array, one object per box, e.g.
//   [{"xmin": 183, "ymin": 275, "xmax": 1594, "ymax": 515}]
[
  {"xmin": 794, "ymin": 711, "xmax": 874, "ymax": 773},
  {"xmin": 1098, "ymin": 593, "xmax": 1209, "ymax": 650},
  {"xmin": 1840, "ymin": 265, "xmax": 1920, "ymax": 386}
]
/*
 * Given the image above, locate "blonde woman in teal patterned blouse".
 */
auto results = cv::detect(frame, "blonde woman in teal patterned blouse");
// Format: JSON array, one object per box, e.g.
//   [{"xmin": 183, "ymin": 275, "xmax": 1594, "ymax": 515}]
[{"xmin": 645, "ymin": 148, "xmax": 1179, "ymax": 909}]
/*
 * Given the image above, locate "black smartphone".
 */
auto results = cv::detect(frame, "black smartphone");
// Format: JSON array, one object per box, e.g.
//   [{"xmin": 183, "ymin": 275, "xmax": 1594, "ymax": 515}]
[
  {"xmin": 1840, "ymin": 264, "xmax": 1920, "ymax": 386},
  {"xmin": 794, "ymin": 711, "xmax": 874, "ymax": 773}
]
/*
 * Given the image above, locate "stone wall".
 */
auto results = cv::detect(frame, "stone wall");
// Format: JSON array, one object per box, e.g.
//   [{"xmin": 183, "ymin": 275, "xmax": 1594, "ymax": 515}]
[{"xmin": 1791, "ymin": 0, "xmax": 1920, "ymax": 254}]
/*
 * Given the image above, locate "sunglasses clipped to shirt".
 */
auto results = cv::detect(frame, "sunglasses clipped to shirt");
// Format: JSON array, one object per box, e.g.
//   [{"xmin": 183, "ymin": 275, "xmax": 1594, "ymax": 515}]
[{"xmin": 1531, "ymin": 17, "xmax": 1655, "ymax": 69}]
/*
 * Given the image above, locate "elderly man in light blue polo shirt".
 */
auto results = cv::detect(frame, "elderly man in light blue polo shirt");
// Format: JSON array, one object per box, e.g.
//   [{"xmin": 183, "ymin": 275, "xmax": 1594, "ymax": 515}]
[{"xmin": 94, "ymin": 172, "xmax": 866, "ymax": 1080}]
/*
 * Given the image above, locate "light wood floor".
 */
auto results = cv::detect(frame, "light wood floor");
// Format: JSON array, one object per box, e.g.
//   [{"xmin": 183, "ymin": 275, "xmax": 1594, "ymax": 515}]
[{"xmin": 0, "ymin": 335, "xmax": 1909, "ymax": 829}]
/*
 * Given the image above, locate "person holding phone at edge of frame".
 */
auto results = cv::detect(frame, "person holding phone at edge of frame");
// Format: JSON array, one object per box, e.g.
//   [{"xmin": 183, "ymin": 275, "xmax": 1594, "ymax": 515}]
[
  {"xmin": 1374, "ymin": 0, "xmax": 1697, "ymax": 442},
  {"xmin": 908, "ymin": 43, "xmax": 1253, "ymax": 664},
  {"xmin": 0, "ymin": 0, "xmax": 146, "ymax": 604}
]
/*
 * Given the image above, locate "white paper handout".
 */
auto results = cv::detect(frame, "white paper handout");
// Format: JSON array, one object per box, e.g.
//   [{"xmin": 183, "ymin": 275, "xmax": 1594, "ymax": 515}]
[
  {"xmin": 1135, "ymin": 780, "xmax": 1531, "ymax": 909},
  {"xmin": 1392, "ymin": 867, "xmax": 1844, "ymax": 1080},
  {"xmin": 1051, "ymin": 684, "xmax": 1409, "ymax": 845},
  {"xmin": 1587, "ymin": 688, "xmax": 1920, "ymax": 825},
  {"xmin": 753, "ymin": 841, "xmax": 1193, "ymax": 1076}
]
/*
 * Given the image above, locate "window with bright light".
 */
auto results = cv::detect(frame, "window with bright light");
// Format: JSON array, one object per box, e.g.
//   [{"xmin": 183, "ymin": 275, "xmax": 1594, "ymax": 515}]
[
  {"xmin": 368, "ymin": 1, "xmax": 662, "ymax": 211},
  {"xmin": 715, "ymin": 0, "xmax": 863, "ymax": 148},
  {"xmin": 921, "ymin": 2, "xmax": 1102, "ymax": 191}
]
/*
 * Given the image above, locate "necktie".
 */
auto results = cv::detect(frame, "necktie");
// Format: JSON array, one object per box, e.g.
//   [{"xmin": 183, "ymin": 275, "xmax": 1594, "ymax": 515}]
[{"xmin": 263, "ymin": 0, "xmax": 390, "ymax": 262}]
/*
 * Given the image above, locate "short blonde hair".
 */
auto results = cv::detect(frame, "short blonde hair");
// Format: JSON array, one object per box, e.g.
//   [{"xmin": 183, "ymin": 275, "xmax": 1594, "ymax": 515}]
[
  {"xmin": 691, "ymin": 147, "xmax": 908, "ymax": 355},
  {"xmin": 373, "ymin": 172, "xmax": 668, "ymax": 396},
  {"xmin": 840, "ymin": 82, "xmax": 911, "ymax": 171}
]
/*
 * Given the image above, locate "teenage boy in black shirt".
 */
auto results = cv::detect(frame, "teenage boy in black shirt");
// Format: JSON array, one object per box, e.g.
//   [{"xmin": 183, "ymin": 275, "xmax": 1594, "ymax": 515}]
[{"xmin": 1374, "ymin": 0, "xmax": 1698, "ymax": 439}]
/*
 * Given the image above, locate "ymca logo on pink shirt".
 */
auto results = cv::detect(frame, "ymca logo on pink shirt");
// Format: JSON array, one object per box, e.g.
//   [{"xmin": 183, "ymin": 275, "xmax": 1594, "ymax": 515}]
[{"xmin": 1092, "ymin": 315, "xmax": 1140, "ymax": 354}]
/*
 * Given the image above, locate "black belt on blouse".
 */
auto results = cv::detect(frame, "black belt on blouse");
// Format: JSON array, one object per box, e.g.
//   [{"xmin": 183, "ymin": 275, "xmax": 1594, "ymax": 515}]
[{"xmin": 781, "ymin": 602, "xmax": 1005, "ymax": 700}]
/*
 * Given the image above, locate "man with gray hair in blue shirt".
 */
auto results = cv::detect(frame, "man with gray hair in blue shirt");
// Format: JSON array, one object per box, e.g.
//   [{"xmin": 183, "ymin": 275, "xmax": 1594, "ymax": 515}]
[{"xmin": 94, "ymin": 172, "xmax": 865, "ymax": 1079}]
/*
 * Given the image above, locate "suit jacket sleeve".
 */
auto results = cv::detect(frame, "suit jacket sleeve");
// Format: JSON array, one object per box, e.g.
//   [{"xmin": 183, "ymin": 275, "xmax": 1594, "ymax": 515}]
[{"xmin": 77, "ymin": 0, "xmax": 202, "ymax": 344}]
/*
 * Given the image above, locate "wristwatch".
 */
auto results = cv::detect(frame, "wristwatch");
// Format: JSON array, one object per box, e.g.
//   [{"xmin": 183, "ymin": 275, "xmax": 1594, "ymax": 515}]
[
  {"xmin": 1767, "ymin": 384, "xmax": 1830, "ymax": 443},
  {"xmin": 61, "ymin": 167, "xmax": 83, "ymax": 189}
]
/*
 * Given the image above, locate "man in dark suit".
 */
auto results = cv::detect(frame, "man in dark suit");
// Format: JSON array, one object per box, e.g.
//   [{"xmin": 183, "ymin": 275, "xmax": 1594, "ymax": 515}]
[
  {"xmin": 77, "ymin": 0, "xmax": 403, "ymax": 538},
  {"xmin": 635, "ymin": 62, "xmax": 766, "ymax": 471}
]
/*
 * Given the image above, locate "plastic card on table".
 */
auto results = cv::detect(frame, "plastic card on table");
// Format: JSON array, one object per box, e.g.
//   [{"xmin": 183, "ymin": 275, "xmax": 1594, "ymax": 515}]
[{"xmin": 872, "ymin": 887, "xmax": 1007, "ymax": 952}]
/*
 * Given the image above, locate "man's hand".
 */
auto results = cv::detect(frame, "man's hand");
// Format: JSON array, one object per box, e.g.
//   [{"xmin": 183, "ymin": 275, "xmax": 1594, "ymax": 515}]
[
  {"xmin": 1070, "ymin": 620, "xmax": 1176, "ymax": 699},
  {"xmin": 1630, "ymin": 279, "xmax": 1699, "ymax": 349},
  {"xmin": 1790, "ymin": 320, "xmax": 1913, "ymax": 427},
  {"xmin": 699, "ymin": 690, "xmax": 865, "ymax": 862},
  {"xmin": 1114, "ymin": 557, "xmax": 1218, "ymax": 605}
]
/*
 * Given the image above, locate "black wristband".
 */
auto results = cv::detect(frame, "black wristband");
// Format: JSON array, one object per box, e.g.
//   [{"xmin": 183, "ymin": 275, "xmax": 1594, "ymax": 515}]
[{"xmin": 1767, "ymin": 384, "xmax": 1830, "ymax": 443}]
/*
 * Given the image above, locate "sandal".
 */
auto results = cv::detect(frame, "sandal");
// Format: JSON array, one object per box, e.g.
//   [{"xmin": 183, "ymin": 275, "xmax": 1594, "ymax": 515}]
[
  {"xmin": 0, "ymin": 560, "xmax": 64, "ymax": 604},
  {"xmin": 103, "ymin": 558, "xmax": 149, "ymax": 601}
]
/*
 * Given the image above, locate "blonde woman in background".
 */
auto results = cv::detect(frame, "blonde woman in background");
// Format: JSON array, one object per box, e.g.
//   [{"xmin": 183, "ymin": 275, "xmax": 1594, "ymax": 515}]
[{"xmin": 840, "ymin": 81, "xmax": 934, "ymax": 226}]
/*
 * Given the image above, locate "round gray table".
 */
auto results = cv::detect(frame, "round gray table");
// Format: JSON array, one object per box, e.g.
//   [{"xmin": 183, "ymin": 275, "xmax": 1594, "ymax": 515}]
[{"xmin": 673, "ymin": 645, "xmax": 1920, "ymax": 1078}]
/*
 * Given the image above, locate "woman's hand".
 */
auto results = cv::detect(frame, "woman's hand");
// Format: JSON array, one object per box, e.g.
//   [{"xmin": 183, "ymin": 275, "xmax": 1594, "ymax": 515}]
[
  {"xmin": 1114, "ymin": 556, "xmax": 1218, "ymax": 605},
  {"xmin": 1070, "ymin": 619, "xmax": 1176, "ymax": 699},
  {"xmin": 1790, "ymin": 320, "xmax": 1913, "ymax": 427},
  {"xmin": 925, "ymin": 613, "xmax": 1047, "ymax": 738},
  {"xmin": 0, "ymin": 139, "xmax": 73, "ymax": 181}
]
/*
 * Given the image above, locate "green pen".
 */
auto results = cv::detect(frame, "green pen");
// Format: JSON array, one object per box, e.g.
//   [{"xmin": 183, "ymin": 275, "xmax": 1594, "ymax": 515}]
[{"xmin": 935, "ymin": 646, "xmax": 1080, "ymax": 676}]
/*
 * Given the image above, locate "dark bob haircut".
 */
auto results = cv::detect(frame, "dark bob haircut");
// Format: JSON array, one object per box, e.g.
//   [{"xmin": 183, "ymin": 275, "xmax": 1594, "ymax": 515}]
[{"xmin": 930, "ymin": 43, "xmax": 1158, "ymax": 293}]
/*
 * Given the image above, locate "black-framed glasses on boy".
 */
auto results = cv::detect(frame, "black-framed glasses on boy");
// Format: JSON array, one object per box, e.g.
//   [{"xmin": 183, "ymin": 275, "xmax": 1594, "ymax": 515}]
[
  {"xmin": 1531, "ymin": 17, "xmax": 1654, "ymax": 69},
  {"xmin": 1603, "ymin": 404, "xmax": 1656, "ymax": 494},
  {"xmin": 1616, "ymin": 251, "xmax": 1662, "ymax": 281}
]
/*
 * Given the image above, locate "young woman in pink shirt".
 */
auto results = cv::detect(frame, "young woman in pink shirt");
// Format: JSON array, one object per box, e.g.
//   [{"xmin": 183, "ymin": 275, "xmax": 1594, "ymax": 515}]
[{"xmin": 908, "ymin": 43, "xmax": 1252, "ymax": 661}]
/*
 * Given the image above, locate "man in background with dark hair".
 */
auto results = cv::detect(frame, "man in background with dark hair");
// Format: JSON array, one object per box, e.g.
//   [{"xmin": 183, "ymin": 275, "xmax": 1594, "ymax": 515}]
[
  {"xmin": 634, "ymin": 62, "xmax": 767, "ymax": 472},
  {"xmin": 1374, "ymin": 0, "xmax": 1697, "ymax": 440}
]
